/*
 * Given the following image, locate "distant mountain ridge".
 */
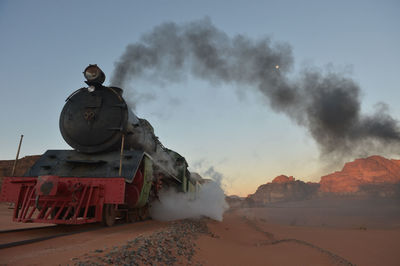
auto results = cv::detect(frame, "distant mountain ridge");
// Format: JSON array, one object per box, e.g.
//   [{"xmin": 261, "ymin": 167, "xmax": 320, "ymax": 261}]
[
  {"xmin": 245, "ymin": 155, "xmax": 400, "ymax": 206},
  {"xmin": 0, "ymin": 155, "xmax": 41, "ymax": 186},
  {"xmin": 246, "ymin": 175, "xmax": 319, "ymax": 206},
  {"xmin": 320, "ymin": 155, "xmax": 400, "ymax": 193}
]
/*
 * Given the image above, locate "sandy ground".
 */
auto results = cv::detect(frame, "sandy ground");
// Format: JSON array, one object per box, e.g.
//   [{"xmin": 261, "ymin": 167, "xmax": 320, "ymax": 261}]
[
  {"xmin": 196, "ymin": 206, "xmax": 400, "ymax": 266},
  {"xmin": 0, "ymin": 199, "xmax": 399, "ymax": 265},
  {"xmin": 0, "ymin": 202, "xmax": 172, "ymax": 265}
]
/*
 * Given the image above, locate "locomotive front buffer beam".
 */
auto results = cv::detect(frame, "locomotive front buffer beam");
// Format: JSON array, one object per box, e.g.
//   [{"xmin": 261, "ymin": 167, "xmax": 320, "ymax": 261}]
[{"xmin": 0, "ymin": 176, "xmax": 125, "ymax": 225}]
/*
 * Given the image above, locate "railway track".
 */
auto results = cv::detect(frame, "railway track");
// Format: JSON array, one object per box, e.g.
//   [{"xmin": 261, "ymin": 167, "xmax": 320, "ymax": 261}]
[
  {"xmin": 0, "ymin": 214, "xmax": 150, "ymax": 250},
  {"xmin": 0, "ymin": 223, "xmax": 103, "ymax": 249}
]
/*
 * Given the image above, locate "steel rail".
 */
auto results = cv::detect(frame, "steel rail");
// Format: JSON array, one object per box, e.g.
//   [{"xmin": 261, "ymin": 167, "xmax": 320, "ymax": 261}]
[
  {"xmin": 0, "ymin": 225, "xmax": 55, "ymax": 234},
  {"xmin": 0, "ymin": 217, "xmax": 149, "ymax": 250},
  {"xmin": 0, "ymin": 224, "xmax": 103, "ymax": 250}
]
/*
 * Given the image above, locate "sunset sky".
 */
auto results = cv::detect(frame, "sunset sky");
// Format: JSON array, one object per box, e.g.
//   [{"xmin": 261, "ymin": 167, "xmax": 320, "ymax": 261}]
[{"xmin": 0, "ymin": 0, "xmax": 399, "ymax": 196}]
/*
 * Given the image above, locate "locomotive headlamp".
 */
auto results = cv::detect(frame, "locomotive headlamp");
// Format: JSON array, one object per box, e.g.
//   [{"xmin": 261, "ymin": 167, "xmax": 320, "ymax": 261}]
[
  {"xmin": 88, "ymin": 85, "xmax": 95, "ymax": 92},
  {"xmin": 83, "ymin": 64, "xmax": 106, "ymax": 84}
]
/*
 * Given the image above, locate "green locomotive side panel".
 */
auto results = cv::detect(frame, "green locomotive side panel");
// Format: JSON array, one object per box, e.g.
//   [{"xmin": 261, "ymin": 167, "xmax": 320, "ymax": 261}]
[
  {"xmin": 135, "ymin": 156, "xmax": 153, "ymax": 208},
  {"xmin": 181, "ymin": 174, "xmax": 187, "ymax": 192},
  {"xmin": 196, "ymin": 183, "xmax": 201, "ymax": 198},
  {"xmin": 188, "ymin": 182, "xmax": 196, "ymax": 193},
  {"xmin": 188, "ymin": 181, "xmax": 197, "ymax": 200}
]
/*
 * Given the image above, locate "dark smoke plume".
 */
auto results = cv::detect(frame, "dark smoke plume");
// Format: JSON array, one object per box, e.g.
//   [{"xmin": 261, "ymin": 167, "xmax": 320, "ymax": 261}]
[{"xmin": 111, "ymin": 18, "xmax": 400, "ymax": 161}]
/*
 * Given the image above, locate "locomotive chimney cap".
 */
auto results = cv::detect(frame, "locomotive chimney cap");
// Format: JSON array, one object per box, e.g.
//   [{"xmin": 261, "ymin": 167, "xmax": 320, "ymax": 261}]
[{"xmin": 83, "ymin": 64, "xmax": 105, "ymax": 85}]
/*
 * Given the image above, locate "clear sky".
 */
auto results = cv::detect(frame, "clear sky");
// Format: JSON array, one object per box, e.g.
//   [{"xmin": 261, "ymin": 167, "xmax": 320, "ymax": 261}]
[{"xmin": 0, "ymin": 0, "xmax": 399, "ymax": 196}]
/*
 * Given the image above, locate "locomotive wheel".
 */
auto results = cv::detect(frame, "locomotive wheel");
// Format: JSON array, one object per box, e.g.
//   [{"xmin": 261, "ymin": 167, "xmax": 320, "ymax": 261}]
[
  {"xmin": 127, "ymin": 210, "xmax": 139, "ymax": 223},
  {"xmin": 126, "ymin": 205, "xmax": 149, "ymax": 223},
  {"xmin": 139, "ymin": 205, "xmax": 149, "ymax": 220},
  {"xmin": 102, "ymin": 204, "xmax": 116, "ymax": 227}
]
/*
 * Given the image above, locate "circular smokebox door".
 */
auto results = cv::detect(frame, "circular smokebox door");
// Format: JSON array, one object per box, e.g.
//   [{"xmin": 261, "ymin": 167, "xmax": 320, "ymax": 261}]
[{"xmin": 59, "ymin": 87, "xmax": 128, "ymax": 153}]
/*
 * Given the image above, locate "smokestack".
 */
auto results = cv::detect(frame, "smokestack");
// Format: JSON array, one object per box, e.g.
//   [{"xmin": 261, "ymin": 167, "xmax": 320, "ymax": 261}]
[{"xmin": 111, "ymin": 18, "xmax": 400, "ymax": 162}]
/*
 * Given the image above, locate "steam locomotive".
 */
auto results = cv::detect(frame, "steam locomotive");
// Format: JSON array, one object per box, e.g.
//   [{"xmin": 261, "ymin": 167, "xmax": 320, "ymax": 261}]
[{"xmin": 0, "ymin": 65, "xmax": 200, "ymax": 226}]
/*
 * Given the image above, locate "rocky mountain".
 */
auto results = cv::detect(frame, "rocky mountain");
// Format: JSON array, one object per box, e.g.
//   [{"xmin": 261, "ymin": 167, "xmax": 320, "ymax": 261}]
[
  {"xmin": 225, "ymin": 195, "xmax": 245, "ymax": 209},
  {"xmin": 0, "ymin": 155, "xmax": 41, "ymax": 186},
  {"xmin": 246, "ymin": 175, "xmax": 319, "ymax": 206},
  {"xmin": 246, "ymin": 156, "xmax": 400, "ymax": 206},
  {"xmin": 320, "ymin": 155, "xmax": 400, "ymax": 193}
]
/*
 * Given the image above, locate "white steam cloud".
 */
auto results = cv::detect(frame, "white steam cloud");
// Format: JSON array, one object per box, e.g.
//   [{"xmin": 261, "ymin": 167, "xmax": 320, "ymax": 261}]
[{"xmin": 150, "ymin": 174, "xmax": 229, "ymax": 221}]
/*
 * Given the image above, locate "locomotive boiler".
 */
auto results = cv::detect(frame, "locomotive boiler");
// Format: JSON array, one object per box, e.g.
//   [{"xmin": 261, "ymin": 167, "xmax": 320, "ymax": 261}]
[{"xmin": 0, "ymin": 65, "xmax": 200, "ymax": 226}]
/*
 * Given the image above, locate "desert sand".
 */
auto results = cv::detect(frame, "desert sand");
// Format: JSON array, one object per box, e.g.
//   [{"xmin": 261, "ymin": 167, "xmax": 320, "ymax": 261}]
[{"xmin": 1, "ymin": 198, "xmax": 399, "ymax": 266}]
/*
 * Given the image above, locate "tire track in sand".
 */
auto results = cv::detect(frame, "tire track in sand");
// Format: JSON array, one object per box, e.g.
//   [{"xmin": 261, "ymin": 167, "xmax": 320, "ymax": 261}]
[{"xmin": 243, "ymin": 217, "xmax": 355, "ymax": 266}]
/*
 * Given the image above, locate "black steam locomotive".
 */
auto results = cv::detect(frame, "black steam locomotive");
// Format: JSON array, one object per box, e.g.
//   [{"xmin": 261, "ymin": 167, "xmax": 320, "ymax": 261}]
[{"xmin": 0, "ymin": 65, "xmax": 200, "ymax": 226}]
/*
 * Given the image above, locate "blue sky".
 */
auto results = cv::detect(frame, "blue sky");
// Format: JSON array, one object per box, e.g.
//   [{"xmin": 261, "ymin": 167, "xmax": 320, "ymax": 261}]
[{"xmin": 0, "ymin": 0, "xmax": 399, "ymax": 195}]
